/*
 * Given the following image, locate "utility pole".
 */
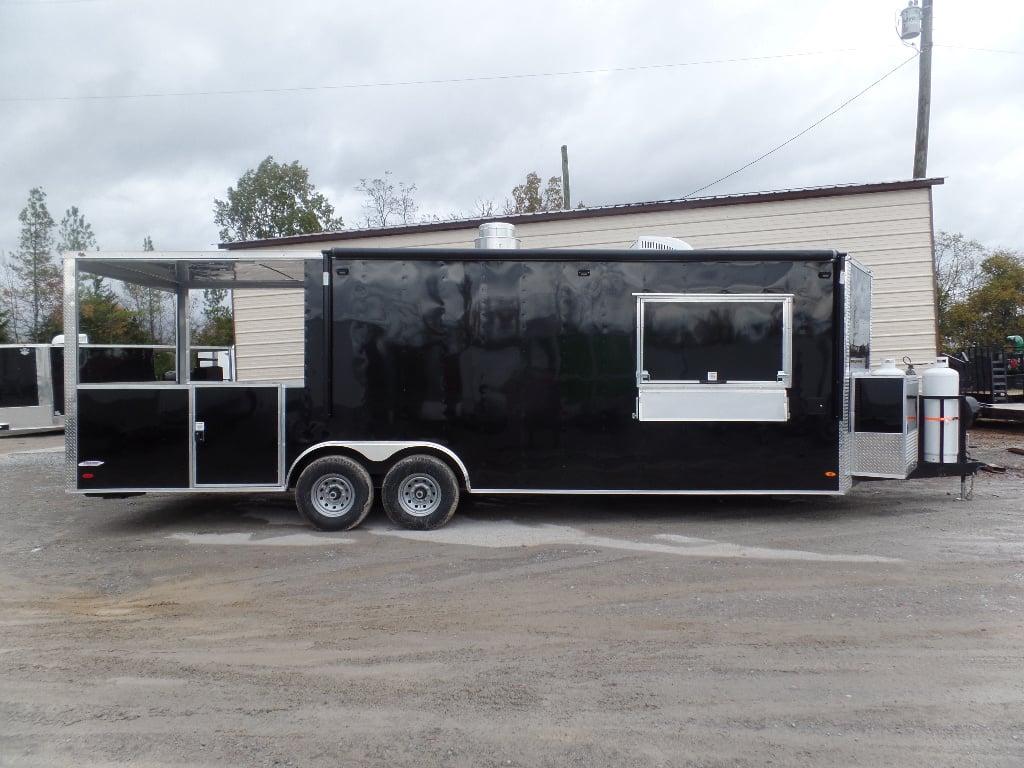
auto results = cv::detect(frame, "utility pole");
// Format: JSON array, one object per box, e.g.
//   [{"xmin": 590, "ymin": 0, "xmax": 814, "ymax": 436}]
[
  {"xmin": 561, "ymin": 145, "xmax": 571, "ymax": 209},
  {"xmin": 913, "ymin": 0, "xmax": 933, "ymax": 178}
]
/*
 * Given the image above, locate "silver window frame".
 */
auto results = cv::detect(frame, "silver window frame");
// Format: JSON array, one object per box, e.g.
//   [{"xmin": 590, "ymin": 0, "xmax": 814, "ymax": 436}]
[
  {"xmin": 635, "ymin": 293, "xmax": 794, "ymax": 388},
  {"xmin": 633, "ymin": 293, "xmax": 794, "ymax": 423}
]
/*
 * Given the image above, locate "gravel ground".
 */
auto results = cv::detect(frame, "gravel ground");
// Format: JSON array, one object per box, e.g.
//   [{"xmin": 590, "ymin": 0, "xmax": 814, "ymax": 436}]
[
  {"xmin": 1, "ymin": 427, "xmax": 1022, "ymax": 768},
  {"xmin": 969, "ymin": 420, "xmax": 1024, "ymax": 475}
]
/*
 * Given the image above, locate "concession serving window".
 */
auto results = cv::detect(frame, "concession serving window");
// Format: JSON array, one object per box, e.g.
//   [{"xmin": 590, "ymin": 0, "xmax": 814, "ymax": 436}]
[{"xmin": 634, "ymin": 293, "xmax": 793, "ymax": 422}]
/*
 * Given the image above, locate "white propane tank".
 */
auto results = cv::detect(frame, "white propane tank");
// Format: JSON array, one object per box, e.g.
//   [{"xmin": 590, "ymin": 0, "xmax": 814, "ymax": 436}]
[
  {"xmin": 922, "ymin": 356, "xmax": 960, "ymax": 463},
  {"xmin": 873, "ymin": 358, "xmax": 905, "ymax": 376}
]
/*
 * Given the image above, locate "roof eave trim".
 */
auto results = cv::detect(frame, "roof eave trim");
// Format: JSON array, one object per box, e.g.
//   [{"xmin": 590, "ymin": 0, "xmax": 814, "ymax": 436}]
[{"xmin": 219, "ymin": 177, "xmax": 945, "ymax": 250}]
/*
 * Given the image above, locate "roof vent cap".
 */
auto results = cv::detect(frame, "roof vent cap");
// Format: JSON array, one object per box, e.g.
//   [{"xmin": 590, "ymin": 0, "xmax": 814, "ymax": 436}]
[
  {"xmin": 475, "ymin": 222, "xmax": 520, "ymax": 249},
  {"xmin": 629, "ymin": 236, "xmax": 694, "ymax": 251}
]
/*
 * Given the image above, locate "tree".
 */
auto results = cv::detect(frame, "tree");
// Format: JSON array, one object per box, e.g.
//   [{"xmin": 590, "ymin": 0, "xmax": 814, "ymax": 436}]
[
  {"xmin": 0, "ymin": 253, "xmax": 19, "ymax": 343},
  {"xmin": 123, "ymin": 235, "xmax": 173, "ymax": 343},
  {"xmin": 57, "ymin": 206, "xmax": 98, "ymax": 253},
  {"xmin": 192, "ymin": 287, "xmax": 233, "ymax": 347},
  {"xmin": 356, "ymin": 171, "xmax": 418, "ymax": 228},
  {"xmin": 504, "ymin": 172, "xmax": 564, "ymax": 215},
  {"xmin": 11, "ymin": 187, "xmax": 58, "ymax": 342},
  {"xmin": 214, "ymin": 156, "xmax": 344, "ymax": 243},
  {"xmin": 934, "ymin": 230, "xmax": 985, "ymax": 324},
  {"xmin": 78, "ymin": 274, "xmax": 148, "ymax": 344},
  {"xmin": 55, "ymin": 205, "xmax": 104, "ymax": 341},
  {"xmin": 473, "ymin": 199, "xmax": 497, "ymax": 218},
  {"xmin": 943, "ymin": 250, "xmax": 1024, "ymax": 349},
  {"xmin": 53, "ymin": 211, "xmax": 146, "ymax": 344},
  {"xmin": 0, "ymin": 258, "xmax": 11, "ymax": 343}
]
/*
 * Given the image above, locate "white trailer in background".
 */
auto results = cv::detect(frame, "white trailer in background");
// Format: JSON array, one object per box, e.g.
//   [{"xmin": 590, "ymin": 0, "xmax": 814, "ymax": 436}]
[{"xmin": 0, "ymin": 342, "xmax": 65, "ymax": 435}]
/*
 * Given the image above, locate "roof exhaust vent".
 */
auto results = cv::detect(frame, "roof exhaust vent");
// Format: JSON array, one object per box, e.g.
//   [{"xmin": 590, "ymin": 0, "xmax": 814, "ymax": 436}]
[
  {"xmin": 630, "ymin": 236, "xmax": 694, "ymax": 251},
  {"xmin": 475, "ymin": 222, "xmax": 520, "ymax": 249}
]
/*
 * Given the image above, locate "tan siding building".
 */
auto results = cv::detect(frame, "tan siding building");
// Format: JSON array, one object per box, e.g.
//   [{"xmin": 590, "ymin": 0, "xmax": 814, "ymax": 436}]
[{"xmin": 226, "ymin": 179, "xmax": 942, "ymax": 381}]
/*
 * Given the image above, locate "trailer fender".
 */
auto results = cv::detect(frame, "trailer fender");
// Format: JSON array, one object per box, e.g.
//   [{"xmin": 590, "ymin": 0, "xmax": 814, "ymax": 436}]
[{"xmin": 287, "ymin": 442, "xmax": 471, "ymax": 489}]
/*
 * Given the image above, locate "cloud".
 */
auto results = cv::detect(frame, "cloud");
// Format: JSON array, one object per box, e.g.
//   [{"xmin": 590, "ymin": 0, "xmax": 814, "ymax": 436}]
[{"xmin": 1, "ymin": 0, "xmax": 1021, "ymax": 252}]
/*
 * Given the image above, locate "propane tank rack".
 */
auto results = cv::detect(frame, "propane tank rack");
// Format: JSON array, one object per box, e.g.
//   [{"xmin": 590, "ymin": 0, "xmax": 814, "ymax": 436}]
[
  {"xmin": 908, "ymin": 393, "xmax": 983, "ymax": 503},
  {"xmin": 910, "ymin": 357, "xmax": 983, "ymax": 482}
]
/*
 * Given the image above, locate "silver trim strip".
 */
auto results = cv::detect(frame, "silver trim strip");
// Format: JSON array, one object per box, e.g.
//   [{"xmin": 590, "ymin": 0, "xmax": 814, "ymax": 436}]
[
  {"xmin": 75, "ymin": 382, "xmax": 290, "ymax": 390},
  {"xmin": 188, "ymin": 382, "xmax": 196, "ymax": 487},
  {"xmin": 841, "ymin": 258, "xmax": 872, "ymax": 493},
  {"xmin": 63, "ymin": 255, "xmax": 79, "ymax": 491},
  {"xmin": 77, "ymin": 384, "xmax": 191, "ymax": 390},
  {"xmin": 68, "ymin": 485, "xmax": 844, "ymax": 497},
  {"xmin": 70, "ymin": 486, "xmax": 287, "ymax": 495},
  {"xmin": 278, "ymin": 385, "xmax": 286, "ymax": 486},
  {"xmin": 287, "ymin": 441, "xmax": 472, "ymax": 488},
  {"xmin": 465, "ymin": 488, "xmax": 844, "ymax": 496}
]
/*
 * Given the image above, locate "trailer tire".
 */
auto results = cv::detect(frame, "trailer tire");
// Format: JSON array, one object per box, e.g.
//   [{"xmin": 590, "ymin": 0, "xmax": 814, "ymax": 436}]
[
  {"xmin": 295, "ymin": 456, "xmax": 373, "ymax": 531},
  {"xmin": 382, "ymin": 455, "xmax": 459, "ymax": 530}
]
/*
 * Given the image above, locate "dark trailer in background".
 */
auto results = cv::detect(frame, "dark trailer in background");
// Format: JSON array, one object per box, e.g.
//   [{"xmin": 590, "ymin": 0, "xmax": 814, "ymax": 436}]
[{"xmin": 62, "ymin": 241, "xmax": 978, "ymax": 531}]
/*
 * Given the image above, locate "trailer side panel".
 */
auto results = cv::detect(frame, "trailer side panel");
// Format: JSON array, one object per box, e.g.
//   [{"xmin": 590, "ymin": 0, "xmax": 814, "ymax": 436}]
[{"xmin": 306, "ymin": 254, "xmax": 844, "ymax": 493}]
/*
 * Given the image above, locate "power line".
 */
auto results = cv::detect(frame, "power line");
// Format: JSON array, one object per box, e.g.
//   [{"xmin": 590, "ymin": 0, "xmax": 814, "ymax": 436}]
[
  {"xmin": 934, "ymin": 44, "xmax": 1023, "ymax": 55},
  {"xmin": 684, "ymin": 53, "xmax": 920, "ymax": 198},
  {"xmin": 0, "ymin": 0, "xmax": 111, "ymax": 5},
  {"xmin": 0, "ymin": 47, "xmax": 878, "ymax": 103}
]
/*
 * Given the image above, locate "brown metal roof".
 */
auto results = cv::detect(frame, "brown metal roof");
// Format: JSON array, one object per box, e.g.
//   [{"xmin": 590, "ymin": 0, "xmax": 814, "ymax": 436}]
[{"xmin": 219, "ymin": 177, "xmax": 944, "ymax": 250}]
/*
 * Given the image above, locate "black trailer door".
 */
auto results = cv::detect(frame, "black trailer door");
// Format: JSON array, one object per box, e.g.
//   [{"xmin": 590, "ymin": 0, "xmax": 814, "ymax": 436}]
[
  {"xmin": 76, "ymin": 386, "xmax": 190, "ymax": 490},
  {"xmin": 194, "ymin": 386, "xmax": 281, "ymax": 486}
]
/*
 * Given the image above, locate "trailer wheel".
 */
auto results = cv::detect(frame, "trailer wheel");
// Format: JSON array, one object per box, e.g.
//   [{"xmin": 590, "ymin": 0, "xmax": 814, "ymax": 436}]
[
  {"xmin": 382, "ymin": 455, "xmax": 459, "ymax": 530},
  {"xmin": 295, "ymin": 456, "xmax": 373, "ymax": 531}
]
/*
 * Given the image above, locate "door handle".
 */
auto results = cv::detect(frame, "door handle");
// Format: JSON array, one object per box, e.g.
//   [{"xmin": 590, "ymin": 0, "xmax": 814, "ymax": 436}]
[{"xmin": 194, "ymin": 421, "xmax": 206, "ymax": 444}]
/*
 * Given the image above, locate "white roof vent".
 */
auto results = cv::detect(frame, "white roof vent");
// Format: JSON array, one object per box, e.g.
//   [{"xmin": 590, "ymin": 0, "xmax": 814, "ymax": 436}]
[
  {"xmin": 50, "ymin": 334, "xmax": 89, "ymax": 345},
  {"xmin": 475, "ymin": 222, "xmax": 520, "ymax": 249},
  {"xmin": 629, "ymin": 236, "xmax": 694, "ymax": 251}
]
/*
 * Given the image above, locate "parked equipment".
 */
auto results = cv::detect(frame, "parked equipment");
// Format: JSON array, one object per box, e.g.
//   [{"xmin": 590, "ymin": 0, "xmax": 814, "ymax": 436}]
[
  {"xmin": 0, "ymin": 342, "xmax": 65, "ymax": 435},
  {"xmin": 61, "ymin": 230, "xmax": 981, "ymax": 529}
]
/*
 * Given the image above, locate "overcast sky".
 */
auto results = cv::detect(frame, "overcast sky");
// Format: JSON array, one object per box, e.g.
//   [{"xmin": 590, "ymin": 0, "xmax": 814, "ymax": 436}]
[{"xmin": 1, "ymin": 0, "xmax": 1022, "ymax": 257}]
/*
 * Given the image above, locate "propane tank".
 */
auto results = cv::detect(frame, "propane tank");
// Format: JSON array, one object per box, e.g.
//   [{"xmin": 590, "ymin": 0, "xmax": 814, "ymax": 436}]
[
  {"xmin": 922, "ymin": 356, "xmax": 960, "ymax": 463},
  {"xmin": 872, "ymin": 358, "xmax": 905, "ymax": 376}
]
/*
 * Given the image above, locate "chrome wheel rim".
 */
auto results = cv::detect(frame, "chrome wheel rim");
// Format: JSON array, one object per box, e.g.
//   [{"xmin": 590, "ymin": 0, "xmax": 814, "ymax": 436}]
[
  {"xmin": 311, "ymin": 474, "xmax": 356, "ymax": 518},
  {"xmin": 397, "ymin": 474, "xmax": 442, "ymax": 517}
]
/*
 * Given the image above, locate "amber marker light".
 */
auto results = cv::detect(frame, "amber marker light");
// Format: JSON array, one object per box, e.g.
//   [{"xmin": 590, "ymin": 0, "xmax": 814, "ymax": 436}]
[{"xmin": 824, "ymin": 471, "xmax": 838, "ymax": 477}]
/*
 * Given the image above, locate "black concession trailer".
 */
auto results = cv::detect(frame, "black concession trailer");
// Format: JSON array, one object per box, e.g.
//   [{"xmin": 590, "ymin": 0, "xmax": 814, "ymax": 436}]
[{"xmin": 62, "ymin": 240, "xmax": 979, "ymax": 530}]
